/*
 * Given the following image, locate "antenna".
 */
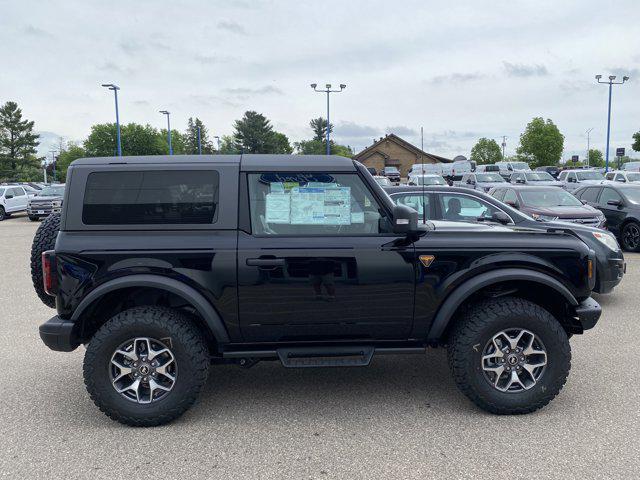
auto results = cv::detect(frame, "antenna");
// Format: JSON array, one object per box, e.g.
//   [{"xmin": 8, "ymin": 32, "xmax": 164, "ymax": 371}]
[{"xmin": 421, "ymin": 126, "xmax": 426, "ymax": 224}]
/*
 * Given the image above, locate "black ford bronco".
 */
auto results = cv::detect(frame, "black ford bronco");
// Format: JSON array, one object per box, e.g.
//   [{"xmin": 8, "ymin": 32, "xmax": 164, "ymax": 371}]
[{"xmin": 34, "ymin": 154, "xmax": 601, "ymax": 426}]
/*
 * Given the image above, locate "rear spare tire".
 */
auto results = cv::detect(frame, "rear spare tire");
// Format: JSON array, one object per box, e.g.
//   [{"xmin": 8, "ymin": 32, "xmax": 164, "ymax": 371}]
[{"xmin": 30, "ymin": 213, "xmax": 61, "ymax": 308}]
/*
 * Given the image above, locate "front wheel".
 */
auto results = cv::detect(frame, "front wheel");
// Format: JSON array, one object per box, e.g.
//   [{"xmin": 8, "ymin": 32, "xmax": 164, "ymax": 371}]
[
  {"xmin": 0, "ymin": 207, "xmax": 5, "ymax": 221},
  {"xmin": 29, "ymin": 215, "xmax": 39, "ymax": 221},
  {"xmin": 84, "ymin": 306, "xmax": 210, "ymax": 426},
  {"xmin": 448, "ymin": 297, "xmax": 571, "ymax": 414},
  {"xmin": 621, "ymin": 221, "xmax": 640, "ymax": 252}
]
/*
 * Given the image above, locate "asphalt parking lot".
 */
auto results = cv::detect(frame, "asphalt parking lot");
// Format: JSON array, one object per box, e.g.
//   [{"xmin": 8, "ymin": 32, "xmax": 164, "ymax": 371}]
[{"xmin": 1, "ymin": 212, "xmax": 639, "ymax": 479}]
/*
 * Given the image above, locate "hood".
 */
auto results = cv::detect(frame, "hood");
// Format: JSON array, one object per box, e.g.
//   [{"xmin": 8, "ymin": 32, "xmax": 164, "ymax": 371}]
[
  {"xmin": 523, "ymin": 204, "xmax": 600, "ymax": 218},
  {"xmin": 30, "ymin": 194, "xmax": 64, "ymax": 201},
  {"xmin": 477, "ymin": 181, "xmax": 507, "ymax": 188},
  {"xmin": 526, "ymin": 180, "xmax": 563, "ymax": 187},
  {"xmin": 577, "ymin": 179, "xmax": 604, "ymax": 185}
]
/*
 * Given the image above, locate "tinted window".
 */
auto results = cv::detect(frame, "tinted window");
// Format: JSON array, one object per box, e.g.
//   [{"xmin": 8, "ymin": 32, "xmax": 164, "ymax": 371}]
[
  {"xmin": 576, "ymin": 171, "xmax": 604, "ymax": 181},
  {"xmin": 393, "ymin": 193, "xmax": 431, "ymax": 220},
  {"xmin": 578, "ymin": 187, "xmax": 601, "ymax": 203},
  {"xmin": 599, "ymin": 188, "xmax": 622, "ymax": 205},
  {"xmin": 476, "ymin": 173, "xmax": 504, "ymax": 182},
  {"xmin": 83, "ymin": 170, "xmax": 219, "ymax": 225},
  {"xmin": 439, "ymin": 194, "xmax": 500, "ymax": 222},
  {"xmin": 558, "ymin": 171, "xmax": 567, "ymax": 180},
  {"xmin": 248, "ymin": 173, "xmax": 390, "ymax": 236},
  {"xmin": 492, "ymin": 189, "xmax": 506, "ymax": 201},
  {"xmin": 12, "ymin": 187, "xmax": 25, "ymax": 196}
]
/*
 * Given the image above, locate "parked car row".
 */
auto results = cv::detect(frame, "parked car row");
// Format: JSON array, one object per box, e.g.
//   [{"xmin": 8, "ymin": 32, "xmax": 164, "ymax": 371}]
[{"xmin": 0, "ymin": 183, "xmax": 65, "ymax": 221}]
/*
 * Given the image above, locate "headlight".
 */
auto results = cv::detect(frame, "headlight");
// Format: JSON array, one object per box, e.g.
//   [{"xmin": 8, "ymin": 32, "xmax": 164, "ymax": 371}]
[
  {"xmin": 52, "ymin": 200, "xmax": 62, "ymax": 207},
  {"xmin": 531, "ymin": 213, "xmax": 558, "ymax": 221},
  {"xmin": 592, "ymin": 231, "xmax": 619, "ymax": 251}
]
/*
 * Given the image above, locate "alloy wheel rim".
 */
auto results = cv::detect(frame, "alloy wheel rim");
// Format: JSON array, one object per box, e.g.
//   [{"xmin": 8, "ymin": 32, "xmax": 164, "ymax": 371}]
[
  {"xmin": 110, "ymin": 337, "xmax": 177, "ymax": 404},
  {"xmin": 624, "ymin": 224, "xmax": 640, "ymax": 249},
  {"xmin": 481, "ymin": 328, "xmax": 547, "ymax": 393}
]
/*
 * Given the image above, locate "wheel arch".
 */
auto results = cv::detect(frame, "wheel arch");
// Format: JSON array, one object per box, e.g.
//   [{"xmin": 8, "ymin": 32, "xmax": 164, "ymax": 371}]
[
  {"xmin": 72, "ymin": 274, "xmax": 230, "ymax": 346},
  {"xmin": 427, "ymin": 268, "xmax": 578, "ymax": 343}
]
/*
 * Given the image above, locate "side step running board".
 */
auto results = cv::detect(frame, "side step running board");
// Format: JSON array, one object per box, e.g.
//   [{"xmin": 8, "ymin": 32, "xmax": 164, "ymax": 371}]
[{"xmin": 277, "ymin": 346, "xmax": 375, "ymax": 368}]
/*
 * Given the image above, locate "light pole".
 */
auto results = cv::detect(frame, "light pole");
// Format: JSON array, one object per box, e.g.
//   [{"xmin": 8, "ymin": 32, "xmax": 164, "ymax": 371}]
[
  {"xmin": 160, "ymin": 110, "xmax": 172, "ymax": 155},
  {"xmin": 595, "ymin": 74, "xmax": 629, "ymax": 172},
  {"xmin": 501, "ymin": 136, "xmax": 507, "ymax": 159},
  {"xmin": 311, "ymin": 83, "xmax": 346, "ymax": 155},
  {"xmin": 49, "ymin": 150, "xmax": 57, "ymax": 183},
  {"xmin": 585, "ymin": 127, "xmax": 594, "ymax": 167},
  {"xmin": 101, "ymin": 84, "xmax": 122, "ymax": 156},
  {"xmin": 197, "ymin": 126, "xmax": 202, "ymax": 155},
  {"xmin": 213, "ymin": 136, "xmax": 220, "ymax": 153}
]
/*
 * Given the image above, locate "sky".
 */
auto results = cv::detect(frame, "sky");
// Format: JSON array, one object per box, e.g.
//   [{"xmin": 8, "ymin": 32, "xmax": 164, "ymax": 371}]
[{"xmin": 1, "ymin": 0, "xmax": 639, "ymax": 162}]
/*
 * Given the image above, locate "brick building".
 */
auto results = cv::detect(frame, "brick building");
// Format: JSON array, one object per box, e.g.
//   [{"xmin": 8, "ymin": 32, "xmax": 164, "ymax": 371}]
[{"xmin": 353, "ymin": 133, "xmax": 451, "ymax": 177}]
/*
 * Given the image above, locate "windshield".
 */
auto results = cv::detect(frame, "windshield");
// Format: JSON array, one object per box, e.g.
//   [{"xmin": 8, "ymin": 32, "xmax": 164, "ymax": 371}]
[
  {"xmin": 623, "ymin": 188, "xmax": 640, "ymax": 204},
  {"xmin": 374, "ymin": 177, "xmax": 391, "ymax": 186},
  {"xmin": 520, "ymin": 189, "xmax": 582, "ymax": 207},
  {"xmin": 0, "ymin": 188, "xmax": 4, "ymax": 196},
  {"xmin": 476, "ymin": 173, "xmax": 505, "ymax": 183},
  {"xmin": 576, "ymin": 171, "xmax": 604, "ymax": 181},
  {"xmin": 384, "ymin": 167, "xmax": 399, "ymax": 173},
  {"xmin": 416, "ymin": 176, "xmax": 446, "ymax": 186},
  {"xmin": 38, "ymin": 185, "xmax": 65, "ymax": 196},
  {"xmin": 626, "ymin": 173, "xmax": 640, "ymax": 182},
  {"xmin": 510, "ymin": 162, "xmax": 530, "ymax": 170},
  {"xmin": 525, "ymin": 172, "xmax": 554, "ymax": 181}
]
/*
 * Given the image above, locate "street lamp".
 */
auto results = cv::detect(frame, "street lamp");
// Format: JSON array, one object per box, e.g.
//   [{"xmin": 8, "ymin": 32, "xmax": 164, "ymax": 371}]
[
  {"xmin": 197, "ymin": 125, "xmax": 202, "ymax": 155},
  {"xmin": 311, "ymin": 82, "xmax": 346, "ymax": 155},
  {"xmin": 159, "ymin": 110, "xmax": 172, "ymax": 155},
  {"xmin": 596, "ymin": 74, "xmax": 629, "ymax": 172},
  {"xmin": 213, "ymin": 135, "xmax": 220, "ymax": 153},
  {"xmin": 101, "ymin": 84, "xmax": 122, "ymax": 156}
]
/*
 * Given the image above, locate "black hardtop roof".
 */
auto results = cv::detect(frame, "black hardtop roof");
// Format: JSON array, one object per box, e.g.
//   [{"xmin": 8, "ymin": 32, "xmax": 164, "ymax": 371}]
[{"xmin": 70, "ymin": 154, "xmax": 357, "ymax": 172}]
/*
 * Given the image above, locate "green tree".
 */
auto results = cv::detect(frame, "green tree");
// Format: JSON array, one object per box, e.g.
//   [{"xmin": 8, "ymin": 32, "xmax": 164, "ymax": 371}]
[
  {"xmin": 632, "ymin": 131, "xmax": 640, "ymax": 152},
  {"xmin": 232, "ymin": 111, "xmax": 292, "ymax": 154},
  {"xmin": 470, "ymin": 138, "xmax": 503, "ymax": 164},
  {"xmin": 219, "ymin": 135, "xmax": 240, "ymax": 154},
  {"xmin": 0, "ymin": 101, "xmax": 41, "ymax": 180},
  {"xmin": 184, "ymin": 117, "xmax": 214, "ymax": 154},
  {"xmin": 84, "ymin": 123, "xmax": 165, "ymax": 156},
  {"xmin": 587, "ymin": 149, "xmax": 604, "ymax": 168},
  {"xmin": 55, "ymin": 143, "xmax": 86, "ymax": 182},
  {"xmin": 160, "ymin": 129, "xmax": 186, "ymax": 155},
  {"xmin": 309, "ymin": 117, "xmax": 333, "ymax": 142},
  {"xmin": 516, "ymin": 117, "xmax": 564, "ymax": 168}
]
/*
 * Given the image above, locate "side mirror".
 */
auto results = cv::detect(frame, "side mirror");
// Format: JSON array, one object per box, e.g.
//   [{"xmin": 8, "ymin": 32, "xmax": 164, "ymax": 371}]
[
  {"xmin": 516, "ymin": 178, "xmax": 525, "ymax": 184},
  {"xmin": 607, "ymin": 199, "xmax": 622, "ymax": 207},
  {"xmin": 491, "ymin": 211, "xmax": 511, "ymax": 224},
  {"xmin": 568, "ymin": 177, "xmax": 576, "ymax": 183},
  {"xmin": 467, "ymin": 179, "xmax": 475, "ymax": 185},
  {"xmin": 5, "ymin": 194, "xmax": 13, "ymax": 199},
  {"xmin": 392, "ymin": 204, "xmax": 419, "ymax": 234}
]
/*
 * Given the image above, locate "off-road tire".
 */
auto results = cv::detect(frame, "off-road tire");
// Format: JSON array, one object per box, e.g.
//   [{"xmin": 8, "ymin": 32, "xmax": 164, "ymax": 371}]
[
  {"xmin": 30, "ymin": 213, "xmax": 61, "ymax": 308},
  {"xmin": 621, "ymin": 221, "xmax": 640, "ymax": 252},
  {"xmin": 83, "ymin": 306, "xmax": 210, "ymax": 427},
  {"xmin": 448, "ymin": 297, "xmax": 571, "ymax": 415},
  {"xmin": 0, "ymin": 206, "xmax": 5, "ymax": 221},
  {"xmin": 28, "ymin": 215, "xmax": 39, "ymax": 221}
]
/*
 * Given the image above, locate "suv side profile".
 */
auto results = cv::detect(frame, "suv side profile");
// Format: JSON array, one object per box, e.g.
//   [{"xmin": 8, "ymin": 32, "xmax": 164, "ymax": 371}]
[
  {"xmin": 36, "ymin": 155, "xmax": 601, "ymax": 426},
  {"xmin": 0, "ymin": 185, "xmax": 28, "ymax": 220}
]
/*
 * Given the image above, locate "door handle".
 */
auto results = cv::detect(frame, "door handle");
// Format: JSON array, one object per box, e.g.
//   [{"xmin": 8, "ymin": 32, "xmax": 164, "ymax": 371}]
[{"xmin": 246, "ymin": 258, "xmax": 285, "ymax": 268}]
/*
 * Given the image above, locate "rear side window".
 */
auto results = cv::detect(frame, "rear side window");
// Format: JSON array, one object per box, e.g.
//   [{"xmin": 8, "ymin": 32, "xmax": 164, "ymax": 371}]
[
  {"xmin": 82, "ymin": 170, "xmax": 219, "ymax": 225},
  {"xmin": 578, "ymin": 187, "xmax": 601, "ymax": 203}
]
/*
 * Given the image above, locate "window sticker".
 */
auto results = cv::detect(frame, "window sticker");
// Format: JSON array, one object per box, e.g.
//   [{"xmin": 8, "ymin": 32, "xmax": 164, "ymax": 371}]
[{"xmin": 265, "ymin": 193, "xmax": 291, "ymax": 223}]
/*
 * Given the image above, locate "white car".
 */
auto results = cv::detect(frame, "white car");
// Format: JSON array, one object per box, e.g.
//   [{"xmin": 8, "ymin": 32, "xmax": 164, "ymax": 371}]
[
  {"xmin": 0, "ymin": 185, "xmax": 29, "ymax": 220},
  {"xmin": 373, "ymin": 176, "xmax": 392, "ymax": 187},
  {"xmin": 558, "ymin": 169, "xmax": 605, "ymax": 192},
  {"xmin": 604, "ymin": 170, "xmax": 640, "ymax": 184},
  {"xmin": 407, "ymin": 173, "xmax": 447, "ymax": 186}
]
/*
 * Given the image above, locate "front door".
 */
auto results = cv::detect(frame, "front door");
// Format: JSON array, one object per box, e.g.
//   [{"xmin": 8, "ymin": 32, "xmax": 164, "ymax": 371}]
[
  {"xmin": 237, "ymin": 171, "xmax": 416, "ymax": 342},
  {"xmin": 597, "ymin": 187, "xmax": 626, "ymax": 235}
]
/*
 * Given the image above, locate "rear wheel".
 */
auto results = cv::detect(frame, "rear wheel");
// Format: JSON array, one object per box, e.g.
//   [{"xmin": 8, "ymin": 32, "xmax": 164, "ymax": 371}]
[
  {"xmin": 30, "ymin": 213, "xmax": 61, "ymax": 308},
  {"xmin": 0, "ymin": 206, "xmax": 5, "ymax": 221},
  {"xmin": 621, "ymin": 221, "xmax": 640, "ymax": 252},
  {"xmin": 83, "ymin": 306, "xmax": 210, "ymax": 427},
  {"xmin": 448, "ymin": 297, "xmax": 571, "ymax": 414}
]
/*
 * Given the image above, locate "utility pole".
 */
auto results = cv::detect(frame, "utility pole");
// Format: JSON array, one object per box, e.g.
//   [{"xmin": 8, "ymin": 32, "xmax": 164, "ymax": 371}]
[
  {"xmin": 159, "ymin": 110, "xmax": 172, "ymax": 155},
  {"xmin": 501, "ymin": 136, "xmax": 507, "ymax": 159},
  {"xmin": 585, "ymin": 128, "xmax": 594, "ymax": 167},
  {"xmin": 310, "ymin": 83, "xmax": 346, "ymax": 155},
  {"xmin": 101, "ymin": 84, "xmax": 122, "ymax": 156}
]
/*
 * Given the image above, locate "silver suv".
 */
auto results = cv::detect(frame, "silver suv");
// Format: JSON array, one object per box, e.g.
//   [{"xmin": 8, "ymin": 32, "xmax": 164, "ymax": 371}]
[{"xmin": 558, "ymin": 169, "xmax": 605, "ymax": 192}]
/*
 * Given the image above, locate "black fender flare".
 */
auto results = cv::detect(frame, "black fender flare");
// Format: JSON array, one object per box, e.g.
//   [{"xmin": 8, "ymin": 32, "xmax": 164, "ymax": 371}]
[
  {"xmin": 71, "ymin": 274, "xmax": 230, "ymax": 343},
  {"xmin": 426, "ymin": 268, "xmax": 578, "ymax": 342}
]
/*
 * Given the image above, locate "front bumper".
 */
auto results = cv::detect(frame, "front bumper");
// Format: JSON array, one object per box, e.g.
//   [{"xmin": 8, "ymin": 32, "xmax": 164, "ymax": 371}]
[
  {"xmin": 39, "ymin": 316, "xmax": 80, "ymax": 352},
  {"xmin": 594, "ymin": 255, "xmax": 625, "ymax": 294},
  {"xmin": 568, "ymin": 297, "xmax": 602, "ymax": 333},
  {"xmin": 27, "ymin": 206, "xmax": 62, "ymax": 216}
]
